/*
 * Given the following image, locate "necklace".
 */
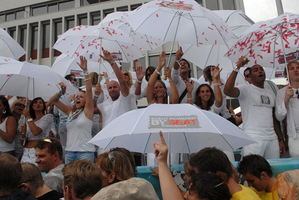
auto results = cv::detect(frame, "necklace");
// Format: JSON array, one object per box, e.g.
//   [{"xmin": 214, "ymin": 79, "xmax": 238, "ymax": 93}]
[{"xmin": 55, "ymin": 109, "xmax": 83, "ymax": 128}]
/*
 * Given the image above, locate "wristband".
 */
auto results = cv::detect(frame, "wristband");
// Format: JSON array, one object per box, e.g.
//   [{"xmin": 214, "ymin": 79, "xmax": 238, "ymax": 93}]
[
  {"xmin": 136, "ymin": 80, "xmax": 142, "ymax": 83},
  {"xmin": 84, "ymin": 78, "xmax": 91, "ymax": 82},
  {"xmin": 155, "ymin": 69, "xmax": 160, "ymax": 75},
  {"xmin": 60, "ymin": 90, "xmax": 65, "ymax": 95},
  {"xmin": 27, "ymin": 118, "xmax": 33, "ymax": 123},
  {"xmin": 213, "ymin": 82, "xmax": 222, "ymax": 86},
  {"xmin": 233, "ymin": 67, "xmax": 239, "ymax": 72},
  {"xmin": 54, "ymin": 93, "xmax": 61, "ymax": 99},
  {"xmin": 110, "ymin": 61, "xmax": 116, "ymax": 66},
  {"xmin": 83, "ymin": 70, "xmax": 89, "ymax": 76}
]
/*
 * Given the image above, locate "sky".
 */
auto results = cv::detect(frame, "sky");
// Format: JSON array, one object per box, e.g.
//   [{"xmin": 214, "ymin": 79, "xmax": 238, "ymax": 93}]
[{"xmin": 243, "ymin": 0, "xmax": 299, "ymax": 22}]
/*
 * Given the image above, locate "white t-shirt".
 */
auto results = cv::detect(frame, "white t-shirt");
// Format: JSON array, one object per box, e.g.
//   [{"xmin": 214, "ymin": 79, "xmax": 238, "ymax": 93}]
[
  {"xmin": 237, "ymin": 84, "xmax": 277, "ymax": 140},
  {"xmin": 0, "ymin": 117, "xmax": 15, "ymax": 152},
  {"xmin": 98, "ymin": 93, "xmax": 137, "ymax": 128},
  {"xmin": 275, "ymin": 86, "xmax": 299, "ymax": 138}
]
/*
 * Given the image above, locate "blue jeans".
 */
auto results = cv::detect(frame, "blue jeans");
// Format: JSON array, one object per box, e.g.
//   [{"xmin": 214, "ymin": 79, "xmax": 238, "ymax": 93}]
[{"xmin": 65, "ymin": 151, "xmax": 95, "ymax": 164}]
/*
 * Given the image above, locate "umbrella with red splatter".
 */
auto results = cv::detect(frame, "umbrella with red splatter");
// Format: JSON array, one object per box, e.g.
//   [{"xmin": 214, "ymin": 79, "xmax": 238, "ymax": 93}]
[
  {"xmin": 126, "ymin": 0, "xmax": 232, "ymax": 66},
  {"xmin": 226, "ymin": 13, "xmax": 299, "ymax": 73},
  {"xmin": 53, "ymin": 25, "xmax": 143, "ymax": 63}
]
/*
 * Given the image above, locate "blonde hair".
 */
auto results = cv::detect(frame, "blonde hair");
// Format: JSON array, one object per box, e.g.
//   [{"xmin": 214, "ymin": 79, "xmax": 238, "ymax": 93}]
[
  {"xmin": 10, "ymin": 98, "xmax": 26, "ymax": 113},
  {"xmin": 122, "ymin": 69, "xmax": 133, "ymax": 88}
]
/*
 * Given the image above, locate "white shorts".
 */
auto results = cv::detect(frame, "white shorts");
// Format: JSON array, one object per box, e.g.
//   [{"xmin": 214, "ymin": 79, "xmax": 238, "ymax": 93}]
[{"xmin": 242, "ymin": 139, "xmax": 279, "ymax": 159}]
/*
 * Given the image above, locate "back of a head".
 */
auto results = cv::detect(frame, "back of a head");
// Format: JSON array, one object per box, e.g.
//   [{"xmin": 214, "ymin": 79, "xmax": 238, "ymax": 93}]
[
  {"xmin": 189, "ymin": 147, "xmax": 233, "ymax": 180},
  {"xmin": 191, "ymin": 172, "xmax": 231, "ymax": 200},
  {"xmin": 21, "ymin": 163, "xmax": 44, "ymax": 189},
  {"xmin": 238, "ymin": 154, "xmax": 273, "ymax": 177},
  {"xmin": 91, "ymin": 177, "xmax": 159, "ymax": 200},
  {"xmin": 96, "ymin": 149, "xmax": 135, "ymax": 183},
  {"xmin": 203, "ymin": 65, "xmax": 213, "ymax": 81},
  {"xmin": 88, "ymin": 72, "xmax": 99, "ymax": 86},
  {"xmin": 0, "ymin": 153, "xmax": 22, "ymax": 193},
  {"xmin": 63, "ymin": 160, "xmax": 102, "ymax": 199}
]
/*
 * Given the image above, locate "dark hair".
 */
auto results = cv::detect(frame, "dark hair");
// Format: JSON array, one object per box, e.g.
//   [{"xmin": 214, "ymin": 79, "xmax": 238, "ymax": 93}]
[
  {"xmin": 238, "ymin": 154, "xmax": 273, "ymax": 178},
  {"xmin": 145, "ymin": 66, "xmax": 161, "ymax": 82},
  {"xmin": 65, "ymin": 74, "xmax": 73, "ymax": 81},
  {"xmin": 35, "ymin": 138, "xmax": 63, "ymax": 160},
  {"xmin": 203, "ymin": 65, "xmax": 213, "ymax": 81},
  {"xmin": 190, "ymin": 172, "xmax": 231, "ymax": 200},
  {"xmin": 0, "ymin": 96, "xmax": 13, "ymax": 121},
  {"xmin": 63, "ymin": 160, "xmax": 102, "ymax": 199},
  {"xmin": 180, "ymin": 58, "xmax": 191, "ymax": 78},
  {"xmin": 189, "ymin": 147, "xmax": 233, "ymax": 181},
  {"xmin": 244, "ymin": 67, "xmax": 251, "ymax": 77},
  {"xmin": 0, "ymin": 153, "xmax": 22, "ymax": 193},
  {"xmin": 194, "ymin": 84, "xmax": 215, "ymax": 110},
  {"xmin": 29, "ymin": 97, "xmax": 46, "ymax": 119}
]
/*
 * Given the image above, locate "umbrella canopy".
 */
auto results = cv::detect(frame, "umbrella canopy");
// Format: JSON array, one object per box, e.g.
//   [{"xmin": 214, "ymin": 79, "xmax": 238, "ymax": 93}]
[
  {"xmin": 52, "ymin": 54, "xmax": 114, "ymax": 78},
  {"xmin": 53, "ymin": 25, "xmax": 143, "ymax": 63},
  {"xmin": 0, "ymin": 28, "xmax": 26, "ymax": 59},
  {"xmin": 89, "ymin": 104, "xmax": 256, "ymax": 154},
  {"xmin": 99, "ymin": 11, "xmax": 165, "ymax": 51},
  {"xmin": 180, "ymin": 10, "xmax": 254, "ymax": 71},
  {"xmin": 0, "ymin": 57, "xmax": 77, "ymax": 100},
  {"xmin": 126, "ymin": 0, "xmax": 232, "ymax": 46},
  {"xmin": 226, "ymin": 12, "xmax": 299, "ymax": 70}
]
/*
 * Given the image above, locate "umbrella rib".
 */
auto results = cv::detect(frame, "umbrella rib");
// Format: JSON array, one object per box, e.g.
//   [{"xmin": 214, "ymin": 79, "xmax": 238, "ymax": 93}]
[
  {"xmin": 183, "ymin": 132, "xmax": 191, "ymax": 154},
  {"xmin": 143, "ymin": 132, "xmax": 152, "ymax": 154},
  {"xmin": 0, "ymin": 74, "xmax": 13, "ymax": 91},
  {"xmin": 187, "ymin": 13, "xmax": 199, "ymax": 46},
  {"xmin": 163, "ymin": 11, "xmax": 180, "ymax": 42},
  {"xmin": 203, "ymin": 44, "xmax": 216, "ymax": 67}
]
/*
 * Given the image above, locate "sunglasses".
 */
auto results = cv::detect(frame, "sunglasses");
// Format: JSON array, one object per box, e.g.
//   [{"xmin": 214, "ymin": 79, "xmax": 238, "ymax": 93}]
[
  {"xmin": 245, "ymin": 74, "xmax": 250, "ymax": 78},
  {"xmin": 123, "ymin": 73, "xmax": 129, "ymax": 77},
  {"xmin": 296, "ymin": 90, "xmax": 299, "ymax": 99},
  {"xmin": 108, "ymin": 150, "xmax": 115, "ymax": 164},
  {"xmin": 15, "ymin": 103, "xmax": 25, "ymax": 107},
  {"xmin": 44, "ymin": 138, "xmax": 53, "ymax": 155}
]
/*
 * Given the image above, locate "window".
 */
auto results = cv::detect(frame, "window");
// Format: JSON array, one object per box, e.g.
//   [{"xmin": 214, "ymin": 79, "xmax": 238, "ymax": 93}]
[
  {"xmin": 48, "ymin": 4, "xmax": 59, "ymax": 13},
  {"xmin": 222, "ymin": 0, "xmax": 235, "ymax": 10},
  {"xmin": 30, "ymin": 24, "xmax": 38, "ymax": 60},
  {"xmin": 81, "ymin": 0, "xmax": 99, "ymax": 5},
  {"xmin": 131, "ymin": 4, "xmax": 142, "ymax": 11},
  {"xmin": 117, "ymin": 6, "xmax": 128, "ymax": 12},
  {"xmin": 59, "ymin": 1, "xmax": 75, "ymax": 11},
  {"xmin": 54, "ymin": 20, "xmax": 62, "ymax": 56},
  {"xmin": 103, "ymin": 8, "xmax": 114, "ymax": 17},
  {"xmin": 0, "ymin": 14, "xmax": 5, "ymax": 23},
  {"xmin": 91, "ymin": 11, "xmax": 101, "ymax": 25},
  {"xmin": 42, "ymin": 22, "xmax": 50, "ymax": 58},
  {"xmin": 206, "ymin": 0, "xmax": 219, "ymax": 10},
  {"xmin": 19, "ymin": 26, "xmax": 27, "ymax": 61},
  {"xmin": 195, "ymin": 0, "xmax": 203, "ymax": 5},
  {"xmin": 66, "ymin": 17, "xmax": 75, "ymax": 29},
  {"xmin": 16, "ymin": 10, "xmax": 25, "ymax": 19},
  {"xmin": 32, "ymin": 6, "xmax": 47, "ymax": 16},
  {"xmin": 6, "ymin": 12, "xmax": 15, "ymax": 22},
  {"xmin": 78, "ymin": 14, "xmax": 88, "ymax": 25},
  {"xmin": 8, "ymin": 28, "xmax": 16, "ymax": 39}
]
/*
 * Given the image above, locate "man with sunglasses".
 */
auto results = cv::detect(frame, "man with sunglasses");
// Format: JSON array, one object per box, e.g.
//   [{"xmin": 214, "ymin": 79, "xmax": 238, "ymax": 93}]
[
  {"xmin": 35, "ymin": 138, "xmax": 64, "ymax": 194},
  {"xmin": 224, "ymin": 57, "xmax": 285, "ymax": 159},
  {"xmin": 275, "ymin": 61, "xmax": 299, "ymax": 158}
]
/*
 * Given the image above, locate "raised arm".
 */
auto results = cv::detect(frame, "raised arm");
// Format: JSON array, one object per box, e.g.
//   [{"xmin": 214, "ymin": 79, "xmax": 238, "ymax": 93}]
[
  {"xmin": 153, "ymin": 131, "xmax": 184, "ymax": 200},
  {"xmin": 135, "ymin": 61, "xmax": 144, "ymax": 96},
  {"xmin": 185, "ymin": 78, "xmax": 194, "ymax": 105},
  {"xmin": 77, "ymin": 56, "xmax": 93, "ymax": 120},
  {"xmin": 224, "ymin": 56, "xmax": 249, "ymax": 97},
  {"xmin": 147, "ymin": 51, "xmax": 166, "ymax": 104},
  {"xmin": 101, "ymin": 48, "xmax": 129, "ymax": 97},
  {"xmin": 211, "ymin": 65, "xmax": 223, "ymax": 108},
  {"xmin": 165, "ymin": 66, "xmax": 179, "ymax": 104},
  {"xmin": 173, "ymin": 47, "xmax": 183, "ymax": 70},
  {"xmin": 49, "ymin": 83, "xmax": 72, "ymax": 116}
]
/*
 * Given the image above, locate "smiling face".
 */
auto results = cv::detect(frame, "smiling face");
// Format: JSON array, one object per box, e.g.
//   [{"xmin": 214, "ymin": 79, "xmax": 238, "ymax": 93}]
[
  {"xmin": 154, "ymin": 81, "xmax": 167, "ymax": 98},
  {"xmin": 179, "ymin": 60, "xmax": 191, "ymax": 80},
  {"xmin": 199, "ymin": 85, "xmax": 212, "ymax": 102},
  {"xmin": 13, "ymin": 101, "xmax": 25, "ymax": 115},
  {"xmin": 75, "ymin": 91, "xmax": 86, "ymax": 109},
  {"xmin": 35, "ymin": 147, "xmax": 56, "ymax": 173}
]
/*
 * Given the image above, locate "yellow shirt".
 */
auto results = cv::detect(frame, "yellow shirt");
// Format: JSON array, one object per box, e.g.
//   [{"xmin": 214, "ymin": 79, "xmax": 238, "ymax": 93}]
[
  {"xmin": 252, "ymin": 187, "xmax": 279, "ymax": 200},
  {"xmin": 231, "ymin": 185, "xmax": 262, "ymax": 200}
]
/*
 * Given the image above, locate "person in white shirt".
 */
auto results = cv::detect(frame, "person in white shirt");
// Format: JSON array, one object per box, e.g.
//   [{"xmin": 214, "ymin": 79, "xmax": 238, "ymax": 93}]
[{"xmin": 275, "ymin": 61, "xmax": 299, "ymax": 158}]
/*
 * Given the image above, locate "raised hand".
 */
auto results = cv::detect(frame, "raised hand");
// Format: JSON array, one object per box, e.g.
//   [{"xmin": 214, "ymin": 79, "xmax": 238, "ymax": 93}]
[
  {"xmin": 185, "ymin": 79, "xmax": 194, "ymax": 93},
  {"xmin": 76, "ymin": 56, "xmax": 87, "ymax": 71},
  {"xmin": 100, "ymin": 48, "xmax": 114, "ymax": 64},
  {"xmin": 58, "ymin": 82, "xmax": 67, "ymax": 94},
  {"xmin": 158, "ymin": 51, "xmax": 166, "ymax": 68},
  {"xmin": 153, "ymin": 131, "xmax": 168, "ymax": 165},
  {"xmin": 236, "ymin": 56, "xmax": 249, "ymax": 68},
  {"xmin": 211, "ymin": 64, "xmax": 222, "ymax": 82},
  {"xmin": 175, "ymin": 46, "xmax": 183, "ymax": 60},
  {"xmin": 136, "ymin": 64, "xmax": 145, "ymax": 82}
]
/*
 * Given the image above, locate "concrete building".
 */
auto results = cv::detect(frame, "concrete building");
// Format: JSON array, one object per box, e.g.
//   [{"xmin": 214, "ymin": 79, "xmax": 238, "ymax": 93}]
[{"xmin": 0, "ymin": 0, "xmax": 245, "ymax": 77}]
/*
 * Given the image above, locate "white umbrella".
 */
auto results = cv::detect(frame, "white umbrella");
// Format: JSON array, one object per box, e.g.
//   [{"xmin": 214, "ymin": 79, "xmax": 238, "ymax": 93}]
[
  {"xmin": 53, "ymin": 25, "xmax": 143, "ymax": 63},
  {"xmin": 0, "ymin": 28, "xmax": 26, "ymax": 59},
  {"xmin": 180, "ymin": 10, "xmax": 254, "ymax": 71},
  {"xmin": 99, "ymin": 11, "xmax": 165, "ymax": 51},
  {"xmin": 89, "ymin": 104, "xmax": 256, "ymax": 154},
  {"xmin": 52, "ymin": 54, "xmax": 115, "ymax": 78},
  {"xmin": 0, "ymin": 57, "xmax": 77, "ymax": 101}
]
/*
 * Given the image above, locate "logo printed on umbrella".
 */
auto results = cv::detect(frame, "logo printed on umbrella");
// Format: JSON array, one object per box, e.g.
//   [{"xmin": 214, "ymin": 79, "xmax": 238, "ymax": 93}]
[
  {"xmin": 156, "ymin": 1, "xmax": 193, "ymax": 11},
  {"xmin": 149, "ymin": 115, "xmax": 200, "ymax": 129}
]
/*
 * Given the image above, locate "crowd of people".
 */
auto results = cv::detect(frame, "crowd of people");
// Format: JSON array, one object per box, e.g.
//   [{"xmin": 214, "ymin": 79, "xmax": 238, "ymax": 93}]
[{"xmin": 0, "ymin": 47, "xmax": 298, "ymax": 199}]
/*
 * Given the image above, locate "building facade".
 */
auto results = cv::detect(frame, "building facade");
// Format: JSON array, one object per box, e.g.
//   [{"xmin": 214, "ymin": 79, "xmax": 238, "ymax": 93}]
[{"xmin": 0, "ymin": 0, "xmax": 245, "ymax": 76}]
